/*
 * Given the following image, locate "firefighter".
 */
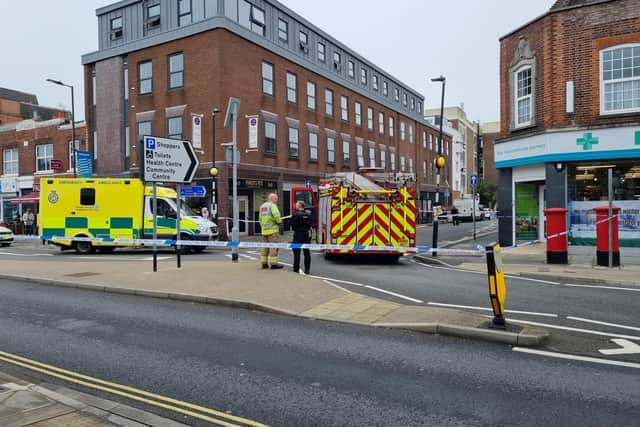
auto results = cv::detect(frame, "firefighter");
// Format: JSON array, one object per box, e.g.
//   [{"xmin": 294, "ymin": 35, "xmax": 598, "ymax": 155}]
[
  {"xmin": 291, "ymin": 201, "xmax": 312, "ymax": 274},
  {"xmin": 259, "ymin": 192, "xmax": 283, "ymax": 269}
]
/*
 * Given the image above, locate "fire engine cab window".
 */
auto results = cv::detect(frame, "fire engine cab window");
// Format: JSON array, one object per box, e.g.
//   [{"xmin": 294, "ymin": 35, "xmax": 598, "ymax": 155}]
[
  {"xmin": 295, "ymin": 191, "xmax": 312, "ymax": 206},
  {"xmin": 80, "ymin": 188, "xmax": 95, "ymax": 206}
]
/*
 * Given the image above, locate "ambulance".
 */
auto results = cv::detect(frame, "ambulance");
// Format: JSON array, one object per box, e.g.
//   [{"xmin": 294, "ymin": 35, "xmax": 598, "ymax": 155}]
[{"xmin": 39, "ymin": 178, "xmax": 217, "ymax": 254}]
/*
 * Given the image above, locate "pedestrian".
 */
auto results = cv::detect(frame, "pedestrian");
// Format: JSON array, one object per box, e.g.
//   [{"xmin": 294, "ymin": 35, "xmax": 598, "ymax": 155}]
[
  {"xmin": 291, "ymin": 201, "xmax": 312, "ymax": 274},
  {"xmin": 451, "ymin": 206, "xmax": 459, "ymax": 226},
  {"xmin": 22, "ymin": 208, "xmax": 35, "ymax": 235},
  {"xmin": 259, "ymin": 192, "xmax": 283, "ymax": 269},
  {"xmin": 201, "ymin": 205, "xmax": 210, "ymax": 219}
]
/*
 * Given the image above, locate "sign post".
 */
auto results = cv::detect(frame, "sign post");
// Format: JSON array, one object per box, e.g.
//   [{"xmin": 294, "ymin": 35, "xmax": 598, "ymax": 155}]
[
  {"xmin": 224, "ymin": 98, "xmax": 241, "ymax": 262},
  {"xmin": 471, "ymin": 174, "xmax": 478, "ymax": 240},
  {"xmin": 485, "ymin": 243, "xmax": 507, "ymax": 329}
]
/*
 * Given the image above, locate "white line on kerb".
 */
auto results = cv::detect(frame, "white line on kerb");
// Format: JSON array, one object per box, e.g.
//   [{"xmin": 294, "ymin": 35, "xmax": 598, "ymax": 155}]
[
  {"xmin": 322, "ymin": 279, "xmax": 353, "ymax": 294},
  {"xmin": 308, "ymin": 274, "xmax": 423, "ymax": 303},
  {"xmin": 512, "ymin": 347, "xmax": 640, "ymax": 370},
  {"xmin": 426, "ymin": 302, "xmax": 558, "ymax": 318},
  {"xmin": 564, "ymin": 283, "xmax": 640, "ymax": 292},
  {"xmin": 504, "ymin": 275, "xmax": 560, "ymax": 285},
  {"xmin": 567, "ymin": 316, "xmax": 640, "ymax": 333},
  {"xmin": 508, "ymin": 318, "xmax": 640, "ymax": 341}
]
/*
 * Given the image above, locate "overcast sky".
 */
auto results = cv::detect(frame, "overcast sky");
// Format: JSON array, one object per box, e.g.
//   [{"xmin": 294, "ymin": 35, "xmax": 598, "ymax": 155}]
[{"xmin": 0, "ymin": 0, "xmax": 554, "ymax": 123}]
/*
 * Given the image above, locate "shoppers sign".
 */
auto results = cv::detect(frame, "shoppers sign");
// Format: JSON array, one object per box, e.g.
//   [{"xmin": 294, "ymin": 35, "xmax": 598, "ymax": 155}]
[{"xmin": 568, "ymin": 200, "xmax": 640, "ymax": 247}]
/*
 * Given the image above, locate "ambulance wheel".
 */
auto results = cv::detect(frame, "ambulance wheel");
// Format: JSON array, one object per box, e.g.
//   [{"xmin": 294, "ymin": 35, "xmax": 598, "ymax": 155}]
[
  {"xmin": 177, "ymin": 234, "xmax": 193, "ymax": 255},
  {"xmin": 97, "ymin": 247, "xmax": 115, "ymax": 253},
  {"xmin": 74, "ymin": 240, "xmax": 94, "ymax": 255},
  {"xmin": 192, "ymin": 246, "xmax": 206, "ymax": 253},
  {"xmin": 1, "ymin": 243, "xmax": 10, "ymax": 247}
]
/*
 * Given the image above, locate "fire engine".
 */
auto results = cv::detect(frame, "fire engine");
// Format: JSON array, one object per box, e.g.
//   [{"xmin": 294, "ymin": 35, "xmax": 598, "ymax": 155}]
[{"xmin": 294, "ymin": 169, "xmax": 417, "ymax": 260}]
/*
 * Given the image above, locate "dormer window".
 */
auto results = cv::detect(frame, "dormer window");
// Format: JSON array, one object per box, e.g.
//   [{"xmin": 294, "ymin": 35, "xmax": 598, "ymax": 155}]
[
  {"xmin": 299, "ymin": 31, "xmax": 309, "ymax": 53},
  {"xmin": 249, "ymin": 4, "xmax": 265, "ymax": 36},
  {"xmin": 333, "ymin": 52, "xmax": 342, "ymax": 71},
  {"xmin": 110, "ymin": 16, "xmax": 123, "ymax": 40},
  {"xmin": 146, "ymin": 4, "xmax": 161, "ymax": 29},
  {"xmin": 178, "ymin": 0, "xmax": 192, "ymax": 26}
]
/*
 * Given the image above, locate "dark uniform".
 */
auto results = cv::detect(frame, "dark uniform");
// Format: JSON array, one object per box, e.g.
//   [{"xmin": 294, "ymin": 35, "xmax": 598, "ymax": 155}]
[{"xmin": 291, "ymin": 208, "xmax": 313, "ymax": 274}]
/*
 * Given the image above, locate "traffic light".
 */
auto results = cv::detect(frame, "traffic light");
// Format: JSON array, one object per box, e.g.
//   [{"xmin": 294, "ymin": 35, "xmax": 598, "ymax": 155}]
[{"xmin": 434, "ymin": 156, "xmax": 446, "ymax": 169}]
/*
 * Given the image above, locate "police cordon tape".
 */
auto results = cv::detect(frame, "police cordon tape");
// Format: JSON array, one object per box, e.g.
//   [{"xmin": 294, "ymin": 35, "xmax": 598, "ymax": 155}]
[{"xmin": 217, "ymin": 215, "xmax": 293, "ymax": 224}]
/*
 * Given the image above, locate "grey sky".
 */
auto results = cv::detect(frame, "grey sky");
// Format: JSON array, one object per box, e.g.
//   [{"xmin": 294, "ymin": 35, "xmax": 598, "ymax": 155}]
[{"xmin": 0, "ymin": 0, "xmax": 554, "ymax": 123}]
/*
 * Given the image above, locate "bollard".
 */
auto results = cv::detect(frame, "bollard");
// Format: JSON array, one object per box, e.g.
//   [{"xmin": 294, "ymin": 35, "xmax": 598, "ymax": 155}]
[{"xmin": 485, "ymin": 243, "xmax": 507, "ymax": 329}]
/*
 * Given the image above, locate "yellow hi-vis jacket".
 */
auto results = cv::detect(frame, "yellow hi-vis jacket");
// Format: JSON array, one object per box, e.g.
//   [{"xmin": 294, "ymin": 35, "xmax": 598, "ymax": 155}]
[{"xmin": 259, "ymin": 201, "xmax": 281, "ymax": 235}]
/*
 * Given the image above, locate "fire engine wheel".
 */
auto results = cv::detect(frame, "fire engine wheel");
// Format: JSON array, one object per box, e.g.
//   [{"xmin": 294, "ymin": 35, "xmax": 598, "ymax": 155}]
[
  {"xmin": 74, "ymin": 239, "xmax": 94, "ymax": 255},
  {"xmin": 323, "ymin": 252, "xmax": 335, "ymax": 261},
  {"xmin": 389, "ymin": 254, "xmax": 401, "ymax": 263}
]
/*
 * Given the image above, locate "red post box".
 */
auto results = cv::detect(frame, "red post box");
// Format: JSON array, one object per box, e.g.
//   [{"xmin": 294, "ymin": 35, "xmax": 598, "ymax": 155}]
[
  {"xmin": 544, "ymin": 208, "xmax": 568, "ymax": 264},
  {"xmin": 594, "ymin": 206, "xmax": 620, "ymax": 267}
]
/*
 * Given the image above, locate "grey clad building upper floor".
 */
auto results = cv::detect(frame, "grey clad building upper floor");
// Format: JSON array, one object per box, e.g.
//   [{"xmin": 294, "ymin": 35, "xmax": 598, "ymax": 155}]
[{"xmin": 82, "ymin": 0, "xmax": 425, "ymax": 122}]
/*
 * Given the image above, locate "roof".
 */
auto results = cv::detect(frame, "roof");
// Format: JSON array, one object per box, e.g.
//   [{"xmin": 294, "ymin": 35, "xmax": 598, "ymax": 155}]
[{"xmin": 0, "ymin": 87, "xmax": 38, "ymax": 105}]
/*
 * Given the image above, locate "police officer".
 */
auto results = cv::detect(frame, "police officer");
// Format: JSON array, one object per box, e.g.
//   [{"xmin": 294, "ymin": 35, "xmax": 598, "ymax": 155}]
[
  {"xmin": 259, "ymin": 192, "xmax": 283, "ymax": 269},
  {"xmin": 291, "ymin": 200, "xmax": 312, "ymax": 274}
]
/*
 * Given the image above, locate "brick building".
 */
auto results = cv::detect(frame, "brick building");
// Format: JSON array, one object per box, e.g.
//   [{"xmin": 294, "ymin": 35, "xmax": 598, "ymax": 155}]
[
  {"xmin": 478, "ymin": 121, "xmax": 499, "ymax": 188},
  {"xmin": 0, "ymin": 87, "xmax": 69, "ymax": 126},
  {"xmin": 497, "ymin": 0, "xmax": 640, "ymax": 247},
  {"xmin": 81, "ymin": 0, "xmax": 452, "ymax": 237}
]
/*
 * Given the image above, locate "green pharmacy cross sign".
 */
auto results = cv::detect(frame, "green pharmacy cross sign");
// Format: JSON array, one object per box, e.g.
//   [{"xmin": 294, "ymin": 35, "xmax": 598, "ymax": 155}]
[
  {"xmin": 635, "ymin": 131, "xmax": 640, "ymax": 145},
  {"xmin": 576, "ymin": 133, "xmax": 599, "ymax": 150}
]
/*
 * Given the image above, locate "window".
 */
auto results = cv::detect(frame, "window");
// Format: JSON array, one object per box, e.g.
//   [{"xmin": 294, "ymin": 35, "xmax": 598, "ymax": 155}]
[
  {"xmin": 110, "ymin": 16, "xmax": 123, "ymax": 40},
  {"xmin": 262, "ymin": 62, "xmax": 273, "ymax": 96},
  {"xmin": 348, "ymin": 60, "xmax": 355, "ymax": 79},
  {"xmin": 356, "ymin": 144, "xmax": 364, "ymax": 168},
  {"xmin": 380, "ymin": 149, "xmax": 386, "ymax": 169},
  {"xmin": 390, "ymin": 152, "xmax": 396, "ymax": 171},
  {"xmin": 80, "ymin": 188, "xmax": 96, "ymax": 206},
  {"xmin": 278, "ymin": 19, "xmax": 288, "ymax": 42},
  {"xmin": 240, "ymin": 1, "xmax": 265, "ymax": 36},
  {"xmin": 168, "ymin": 53, "xmax": 184, "ymax": 89},
  {"xmin": 309, "ymin": 131, "xmax": 318, "ymax": 161},
  {"xmin": 423, "ymin": 160, "xmax": 427, "ymax": 178},
  {"xmin": 325, "ymin": 89, "xmax": 333, "ymax": 116},
  {"xmin": 307, "ymin": 81, "xmax": 316, "ymax": 110},
  {"xmin": 601, "ymin": 45, "xmax": 640, "ymax": 113},
  {"xmin": 409, "ymin": 124, "xmax": 414, "ymax": 143},
  {"xmin": 286, "ymin": 72, "xmax": 297, "ymax": 103},
  {"xmin": 36, "ymin": 143, "xmax": 53, "ymax": 172},
  {"xmin": 389, "ymin": 116, "xmax": 394, "ymax": 137},
  {"xmin": 333, "ymin": 52, "xmax": 342, "ymax": 71},
  {"xmin": 342, "ymin": 139, "xmax": 350, "ymax": 166},
  {"xmin": 383, "ymin": 81, "xmax": 388, "ymax": 97},
  {"xmin": 378, "ymin": 112, "xmax": 384, "ymax": 134},
  {"xmin": 417, "ymin": 101, "xmax": 422, "ymax": 114},
  {"xmin": 317, "ymin": 42, "xmax": 326, "ymax": 63},
  {"xmin": 355, "ymin": 102, "xmax": 362, "ymax": 127},
  {"xmin": 403, "ymin": 93, "xmax": 408, "ymax": 106},
  {"xmin": 400, "ymin": 122, "xmax": 406, "ymax": 140},
  {"xmin": 178, "ymin": 0, "xmax": 192, "ymax": 26},
  {"xmin": 137, "ymin": 120, "xmax": 152, "ymax": 143},
  {"xmin": 394, "ymin": 88, "xmax": 399, "ymax": 102},
  {"xmin": 360, "ymin": 68, "xmax": 368, "ymax": 86},
  {"xmin": 373, "ymin": 75, "xmax": 379, "ymax": 91},
  {"xmin": 368, "ymin": 146, "xmax": 375, "ymax": 168},
  {"xmin": 146, "ymin": 4, "xmax": 161, "ymax": 28},
  {"xmin": 429, "ymin": 134, "xmax": 433, "ymax": 150},
  {"xmin": 327, "ymin": 135, "xmax": 335, "ymax": 164},
  {"xmin": 204, "ymin": 0, "xmax": 217, "ymax": 18},
  {"xmin": 410, "ymin": 97, "xmax": 415, "ymax": 111},
  {"xmin": 422, "ymin": 131, "xmax": 426, "ymax": 148},
  {"xmin": 264, "ymin": 121, "xmax": 277, "ymax": 154},
  {"xmin": 400, "ymin": 155, "xmax": 406, "ymax": 172},
  {"xmin": 288, "ymin": 126, "xmax": 299, "ymax": 158},
  {"xmin": 3, "ymin": 148, "xmax": 18, "ymax": 175},
  {"xmin": 138, "ymin": 61, "xmax": 152, "ymax": 95},
  {"xmin": 299, "ymin": 31, "xmax": 308, "ymax": 53},
  {"xmin": 515, "ymin": 66, "xmax": 532, "ymax": 126},
  {"xmin": 367, "ymin": 107, "xmax": 373, "ymax": 130},
  {"xmin": 409, "ymin": 158, "xmax": 414, "ymax": 174},
  {"xmin": 123, "ymin": 59, "xmax": 129, "ymax": 101},
  {"xmin": 340, "ymin": 96, "xmax": 348, "ymax": 121},
  {"xmin": 168, "ymin": 116, "xmax": 183, "ymax": 139}
]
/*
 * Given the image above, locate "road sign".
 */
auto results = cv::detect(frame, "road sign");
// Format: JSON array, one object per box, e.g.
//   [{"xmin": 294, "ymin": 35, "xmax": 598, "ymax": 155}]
[
  {"xmin": 76, "ymin": 151, "xmax": 93, "ymax": 178},
  {"xmin": 470, "ymin": 174, "xmax": 478, "ymax": 187},
  {"xmin": 599, "ymin": 339, "xmax": 640, "ymax": 355},
  {"xmin": 143, "ymin": 136, "xmax": 199, "ymax": 183},
  {"xmin": 51, "ymin": 159, "xmax": 63, "ymax": 170},
  {"xmin": 180, "ymin": 185, "xmax": 206, "ymax": 198}
]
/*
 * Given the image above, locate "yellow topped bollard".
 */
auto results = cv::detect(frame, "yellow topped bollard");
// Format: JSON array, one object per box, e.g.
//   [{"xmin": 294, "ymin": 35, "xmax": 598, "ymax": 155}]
[{"xmin": 485, "ymin": 243, "xmax": 507, "ymax": 329}]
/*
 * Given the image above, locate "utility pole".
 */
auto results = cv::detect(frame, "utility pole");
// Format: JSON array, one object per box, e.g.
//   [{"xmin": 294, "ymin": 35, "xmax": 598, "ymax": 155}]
[
  {"xmin": 431, "ymin": 75, "xmax": 446, "ymax": 257},
  {"xmin": 224, "ymin": 98, "xmax": 241, "ymax": 262}
]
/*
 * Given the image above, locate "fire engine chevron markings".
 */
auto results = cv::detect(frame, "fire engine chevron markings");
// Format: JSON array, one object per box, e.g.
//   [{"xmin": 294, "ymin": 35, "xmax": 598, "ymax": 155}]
[{"xmin": 599, "ymin": 339, "xmax": 640, "ymax": 355}]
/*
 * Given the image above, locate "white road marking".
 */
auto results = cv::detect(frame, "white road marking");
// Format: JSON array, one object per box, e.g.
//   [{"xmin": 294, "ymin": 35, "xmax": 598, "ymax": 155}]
[
  {"xmin": 412, "ymin": 260, "xmax": 485, "ymax": 275},
  {"xmin": 426, "ymin": 302, "xmax": 558, "ymax": 318},
  {"xmin": 224, "ymin": 253, "xmax": 258, "ymax": 261},
  {"xmin": 513, "ymin": 347, "xmax": 640, "ymax": 370},
  {"xmin": 599, "ymin": 339, "xmax": 640, "ymax": 355},
  {"xmin": 564, "ymin": 283, "xmax": 640, "ymax": 292},
  {"xmin": 504, "ymin": 275, "xmax": 559, "ymax": 285},
  {"xmin": 0, "ymin": 252, "xmax": 54, "ymax": 257},
  {"xmin": 322, "ymin": 279, "xmax": 353, "ymax": 294},
  {"xmin": 508, "ymin": 318, "xmax": 640, "ymax": 341},
  {"xmin": 308, "ymin": 274, "xmax": 423, "ymax": 303},
  {"xmin": 567, "ymin": 316, "xmax": 640, "ymax": 333}
]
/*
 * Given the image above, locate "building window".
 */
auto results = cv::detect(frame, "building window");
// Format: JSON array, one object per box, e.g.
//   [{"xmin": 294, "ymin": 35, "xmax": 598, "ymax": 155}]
[
  {"xmin": 389, "ymin": 116, "xmax": 394, "ymax": 137},
  {"xmin": 342, "ymin": 139, "xmax": 350, "ymax": 167},
  {"xmin": 340, "ymin": 96, "xmax": 348, "ymax": 121},
  {"xmin": 417, "ymin": 101, "xmax": 422, "ymax": 114},
  {"xmin": 309, "ymin": 131, "xmax": 318, "ymax": 161},
  {"xmin": 288, "ymin": 126, "xmax": 299, "ymax": 158},
  {"xmin": 110, "ymin": 16, "xmax": 123, "ymax": 40},
  {"xmin": 348, "ymin": 60, "xmax": 355, "ymax": 79},
  {"xmin": 514, "ymin": 66, "xmax": 532, "ymax": 126},
  {"xmin": 383, "ymin": 81, "xmax": 388, "ymax": 97},
  {"xmin": 278, "ymin": 19, "xmax": 288, "ymax": 42},
  {"xmin": 368, "ymin": 146, "xmax": 375, "ymax": 168},
  {"xmin": 403, "ymin": 93, "xmax": 408, "ymax": 106},
  {"xmin": 380, "ymin": 149, "xmax": 386, "ymax": 169},
  {"xmin": 394, "ymin": 88, "xmax": 399, "ymax": 102},
  {"xmin": 373, "ymin": 75, "xmax": 379, "ymax": 91},
  {"xmin": 262, "ymin": 62, "xmax": 274, "ymax": 96},
  {"xmin": 333, "ymin": 52, "xmax": 342, "ymax": 71},
  {"xmin": 204, "ymin": 0, "xmax": 216, "ymax": 18},
  {"xmin": 137, "ymin": 120, "xmax": 152, "ymax": 143},
  {"xmin": 356, "ymin": 144, "xmax": 364, "ymax": 168},
  {"xmin": 299, "ymin": 31, "xmax": 308, "ymax": 53},
  {"xmin": 317, "ymin": 42, "xmax": 326, "ymax": 63},
  {"xmin": 325, "ymin": 89, "xmax": 333, "ymax": 117},
  {"xmin": 360, "ymin": 68, "xmax": 368, "ymax": 86},
  {"xmin": 367, "ymin": 107, "xmax": 373, "ymax": 131},
  {"xmin": 123, "ymin": 59, "xmax": 129, "ymax": 101},
  {"xmin": 409, "ymin": 158, "xmax": 414, "ymax": 174},
  {"xmin": 378, "ymin": 112, "xmax": 384, "ymax": 134},
  {"xmin": 307, "ymin": 81, "xmax": 316, "ymax": 111},
  {"xmin": 146, "ymin": 4, "xmax": 161, "ymax": 28},
  {"xmin": 601, "ymin": 45, "xmax": 640, "ymax": 113},
  {"xmin": 3, "ymin": 148, "xmax": 18, "ymax": 175},
  {"xmin": 400, "ymin": 155, "xmax": 406, "ymax": 172},
  {"xmin": 429, "ymin": 134, "xmax": 433, "ymax": 150},
  {"xmin": 409, "ymin": 124, "xmax": 414, "ymax": 143},
  {"xmin": 178, "ymin": 0, "xmax": 192, "ymax": 26},
  {"xmin": 138, "ymin": 61, "xmax": 152, "ymax": 95},
  {"xmin": 390, "ymin": 152, "xmax": 396, "ymax": 171},
  {"xmin": 264, "ymin": 121, "xmax": 277, "ymax": 154},
  {"xmin": 355, "ymin": 102, "xmax": 362, "ymax": 127},
  {"xmin": 410, "ymin": 97, "xmax": 415, "ymax": 111},
  {"xmin": 168, "ymin": 53, "xmax": 184, "ymax": 89},
  {"xmin": 400, "ymin": 122, "xmax": 406, "ymax": 141},
  {"xmin": 36, "ymin": 143, "xmax": 53, "ymax": 172},
  {"xmin": 327, "ymin": 135, "xmax": 335, "ymax": 164},
  {"xmin": 422, "ymin": 131, "xmax": 426, "ymax": 148},
  {"xmin": 240, "ymin": 1, "xmax": 265, "ymax": 36},
  {"xmin": 423, "ymin": 160, "xmax": 427, "ymax": 178},
  {"xmin": 286, "ymin": 72, "xmax": 297, "ymax": 104},
  {"xmin": 168, "ymin": 117, "xmax": 183, "ymax": 139}
]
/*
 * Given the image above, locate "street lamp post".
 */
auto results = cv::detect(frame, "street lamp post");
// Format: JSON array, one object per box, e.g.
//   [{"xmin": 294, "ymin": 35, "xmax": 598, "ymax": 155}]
[
  {"xmin": 431, "ymin": 75, "xmax": 446, "ymax": 257},
  {"xmin": 211, "ymin": 108, "xmax": 220, "ymax": 221},
  {"xmin": 46, "ymin": 79, "xmax": 76, "ymax": 178}
]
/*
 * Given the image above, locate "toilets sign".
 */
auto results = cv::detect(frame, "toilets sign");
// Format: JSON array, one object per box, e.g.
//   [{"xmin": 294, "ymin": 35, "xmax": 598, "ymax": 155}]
[{"xmin": 143, "ymin": 136, "xmax": 199, "ymax": 183}]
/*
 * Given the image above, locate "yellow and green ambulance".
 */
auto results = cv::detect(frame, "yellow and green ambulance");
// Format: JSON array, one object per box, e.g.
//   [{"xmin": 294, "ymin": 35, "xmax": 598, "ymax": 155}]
[{"xmin": 40, "ymin": 178, "xmax": 217, "ymax": 254}]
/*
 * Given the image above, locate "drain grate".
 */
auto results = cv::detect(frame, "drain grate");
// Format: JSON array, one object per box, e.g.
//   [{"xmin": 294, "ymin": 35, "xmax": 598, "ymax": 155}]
[{"xmin": 64, "ymin": 272, "xmax": 101, "ymax": 278}]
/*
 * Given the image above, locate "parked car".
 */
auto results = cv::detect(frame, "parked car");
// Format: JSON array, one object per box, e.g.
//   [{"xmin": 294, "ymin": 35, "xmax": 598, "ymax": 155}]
[
  {"xmin": 480, "ymin": 208, "xmax": 494, "ymax": 220},
  {"xmin": 0, "ymin": 225, "xmax": 14, "ymax": 246}
]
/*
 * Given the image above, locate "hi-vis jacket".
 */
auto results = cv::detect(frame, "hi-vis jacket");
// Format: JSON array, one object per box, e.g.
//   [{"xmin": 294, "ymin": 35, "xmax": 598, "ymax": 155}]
[{"xmin": 259, "ymin": 201, "xmax": 281, "ymax": 235}]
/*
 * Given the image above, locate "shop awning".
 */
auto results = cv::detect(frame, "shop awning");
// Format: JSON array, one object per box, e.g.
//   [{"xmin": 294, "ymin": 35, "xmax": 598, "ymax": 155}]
[{"xmin": 9, "ymin": 193, "xmax": 40, "ymax": 204}]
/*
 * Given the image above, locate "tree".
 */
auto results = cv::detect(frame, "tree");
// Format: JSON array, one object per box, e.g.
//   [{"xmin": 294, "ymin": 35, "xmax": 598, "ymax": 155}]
[{"xmin": 477, "ymin": 181, "xmax": 497, "ymax": 208}]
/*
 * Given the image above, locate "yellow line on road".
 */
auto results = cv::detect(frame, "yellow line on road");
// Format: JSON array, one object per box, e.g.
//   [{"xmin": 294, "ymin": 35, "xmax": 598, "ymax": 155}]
[{"xmin": 0, "ymin": 351, "xmax": 268, "ymax": 427}]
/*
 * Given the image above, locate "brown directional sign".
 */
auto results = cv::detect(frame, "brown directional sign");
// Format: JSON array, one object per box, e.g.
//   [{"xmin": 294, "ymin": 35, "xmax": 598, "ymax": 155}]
[{"xmin": 51, "ymin": 159, "xmax": 63, "ymax": 170}]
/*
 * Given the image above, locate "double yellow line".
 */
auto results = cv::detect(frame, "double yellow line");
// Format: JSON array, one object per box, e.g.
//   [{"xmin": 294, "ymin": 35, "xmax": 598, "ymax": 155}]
[{"xmin": 0, "ymin": 350, "xmax": 267, "ymax": 427}]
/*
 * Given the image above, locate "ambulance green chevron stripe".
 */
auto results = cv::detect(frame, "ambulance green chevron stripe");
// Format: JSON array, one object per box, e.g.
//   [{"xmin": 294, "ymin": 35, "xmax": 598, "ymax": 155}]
[
  {"xmin": 65, "ymin": 217, "xmax": 88, "ymax": 228},
  {"xmin": 110, "ymin": 217, "xmax": 134, "ymax": 228}
]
